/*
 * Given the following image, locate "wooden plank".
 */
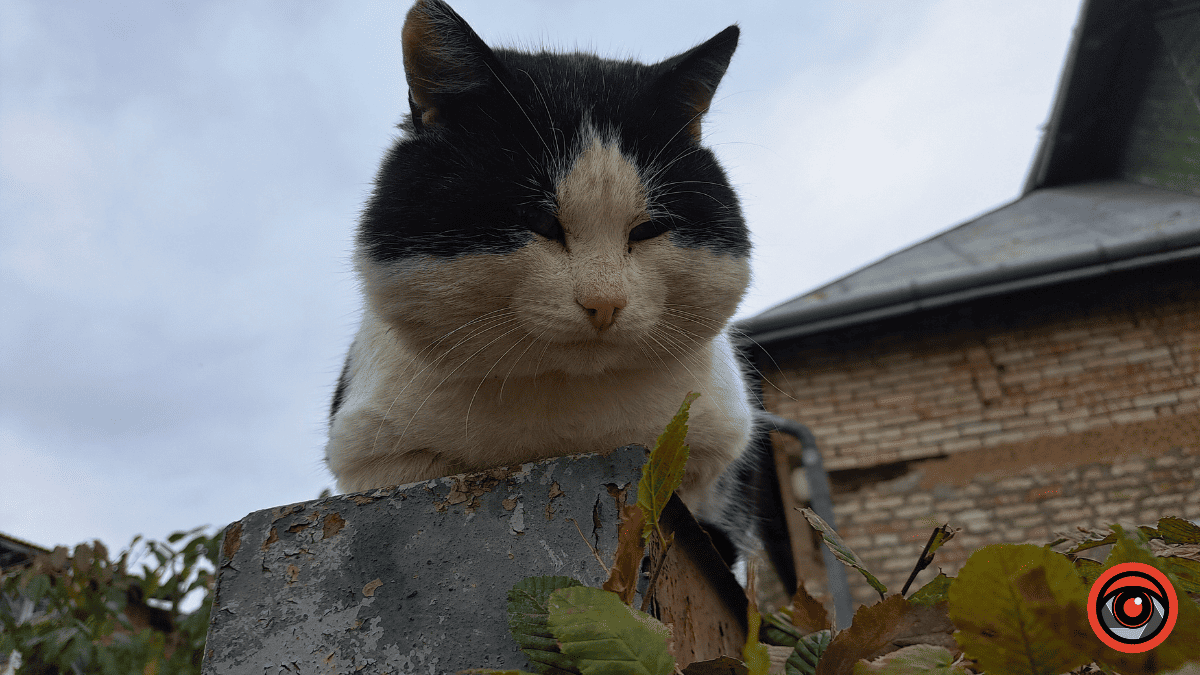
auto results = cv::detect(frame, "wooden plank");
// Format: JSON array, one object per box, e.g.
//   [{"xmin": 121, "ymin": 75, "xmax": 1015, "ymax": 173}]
[{"xmin": 650, "ymin": 495, "xmax": 748, "ymax": 664}]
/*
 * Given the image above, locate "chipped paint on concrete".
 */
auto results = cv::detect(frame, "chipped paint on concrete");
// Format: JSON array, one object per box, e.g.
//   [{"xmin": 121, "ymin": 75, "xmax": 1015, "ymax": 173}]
[
  {"xmin": 509, "ymin": 501, "xmax": 526, "ymax": 533},
  {"xmin": 202, "ymin": 446, "xmax": 646, "ymax": 674}
]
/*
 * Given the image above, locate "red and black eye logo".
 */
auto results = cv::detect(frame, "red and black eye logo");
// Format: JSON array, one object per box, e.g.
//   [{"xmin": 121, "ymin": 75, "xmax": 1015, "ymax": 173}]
[{"xmin": 1088, "ymin": 562, "xmax": 1178, "ymax": 653}]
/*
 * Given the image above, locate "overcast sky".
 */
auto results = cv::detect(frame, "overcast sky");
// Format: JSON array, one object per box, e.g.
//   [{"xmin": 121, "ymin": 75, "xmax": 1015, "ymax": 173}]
[{"xmin": 1, "ymin": 0, "xmax": 1082, "ymax": 553}]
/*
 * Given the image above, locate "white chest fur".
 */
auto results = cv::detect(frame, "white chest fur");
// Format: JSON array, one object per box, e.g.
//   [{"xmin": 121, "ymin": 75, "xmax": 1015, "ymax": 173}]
[{"xmin": 326, "ymin": 306, "xmax": 753, "ymax": 513}]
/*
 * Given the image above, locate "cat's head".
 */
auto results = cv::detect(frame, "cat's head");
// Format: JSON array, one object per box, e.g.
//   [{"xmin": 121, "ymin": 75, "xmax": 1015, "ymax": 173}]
[{"xmin": 357, "ymin": 0, "xmax": 750, "ymax": 377}]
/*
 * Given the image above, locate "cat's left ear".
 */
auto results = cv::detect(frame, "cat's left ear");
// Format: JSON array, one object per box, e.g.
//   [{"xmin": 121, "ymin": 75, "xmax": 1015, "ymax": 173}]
[
  {"xmin": 656, "ymin": 25, "xmax": 739, "ymax": 143},
  {"xmin": 401, "ymin": 0, "xmax": 503, "ymax": 131}
]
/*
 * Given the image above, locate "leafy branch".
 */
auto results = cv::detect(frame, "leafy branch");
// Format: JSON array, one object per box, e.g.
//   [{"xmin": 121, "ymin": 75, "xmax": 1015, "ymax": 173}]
[
  {"xmin": 636, "ymin": 391, "xmax": 700, "ymax": 611},
  {"xmin": 0, "ymin": 528, "xmax": 222, "ymax": 675}
]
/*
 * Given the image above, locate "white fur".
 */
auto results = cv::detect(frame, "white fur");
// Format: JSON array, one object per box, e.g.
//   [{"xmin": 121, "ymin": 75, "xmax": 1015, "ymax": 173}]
[{"xmin": 326, "ymin": 131, "xmax": 753, "ymax": 517}]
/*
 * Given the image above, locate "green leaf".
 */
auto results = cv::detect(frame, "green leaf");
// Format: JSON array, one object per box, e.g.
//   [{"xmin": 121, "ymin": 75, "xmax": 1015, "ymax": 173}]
[
  {"xmin": 947, "ymin": 544, "xmax": 1091, "ymax": 675},
  {"xmin": 851, "ymin": 644, "xmax": 969, "ymax": 675},
  {"xmin": 743, "ymin": 629, "xmax": 770, "ymax": 675},
  {"xmin": 743, "ymin": 563, "xmax": 770, "ymax": 675},
  {"xmin": 1158, "ymin": 516, "xmax": 1200, "ymax": 545},
  {"xmin": 507, "ymin": 576, "xmax": 585, "ymax": 675},
  {"xmin": 1072, "ymin": 557, "xmax": 1103, "ymax": 587},
  {"xmin": 547, "ymin": 585, "xmax": 675, "ymax": 675},
  {"xmin": 638, "ymin": 392, "xmax": 699, "ymax": 538},
  {"xmin": 925, "ymin": 526, "xmax": 955, "ymax": 554},
  {"xmin": 1064, "ymin": 531, "xmax": 1117, "ymax": 555},
  {"xmin": 760, "ymin": 610, "xmax": 802, "ymax": 647},
  {"xmin": 784, "ymin": 629, "xmax": 831, "ymax": 675},
  {"xmin": 26, "ymin": 573, "xmax": 52, "ymax": 605},
  {"xmin": 1161, "ymin": 555, "xmax": 1200, "ymax": 597},
  {"xmin": 800, "ymin": 507, "xmax": 887, "ymax": 599},
  {"xmin": 907, "ymin": 572, "xmax": 953, "ymax": 606}
]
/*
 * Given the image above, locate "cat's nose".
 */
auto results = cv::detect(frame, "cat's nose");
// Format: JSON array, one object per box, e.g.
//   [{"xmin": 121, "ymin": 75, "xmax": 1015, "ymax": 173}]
[{"xmin": 579, "ymin": 297, "xmax": 627, "ymax": 332}]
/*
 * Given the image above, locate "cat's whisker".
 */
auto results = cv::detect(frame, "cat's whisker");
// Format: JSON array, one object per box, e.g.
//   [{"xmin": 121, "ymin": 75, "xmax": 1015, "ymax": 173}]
[
  {"xmin": 641, "ymin": 97, "xmax": 730, "ymax": 197},
  {"xmin": 643, "ymin": 144, "xmax": 708, "ymax": 186},
  {"xmin": 520, "ymin": 69, "xmax": 563, "ymax": 159},
  {"xmin": 661, "ymin": 315, "xmax": 723, "ymax": 334},
  {"xmin": 462, "ymin": 324, "xmax": 533, "ymax": 442},
  {"xmin": 530, "ymin": 329, "xmax": 557, "ymax": 382},
  {"xmin": 657, "ymin": 189, "xmax": 732, "ymax": 209},
  {"xmin": 370, "ymin": 312, "xmax": 522, "ymax": 453},
  {"xmin": 654, "ymin": 322, "xmax": 709, "ymax": 352},
  {"xmin": 647, "ymin": 324, "xmax": 748, "ymax": 428},
  {"xmin": 397, "ymin": 316, "xmax": 526, "ymax": 445},
  {"xmin": 632, "ymin": 334, "xmax": 674, "ymax": 381},
  {"xmin": 662, "ymin": 306, "xmax": 726, "ymax": 328},
  {"xmin": 721, "ymin": 325, "xmax": 801, "ymax": 404},
  {"xmin": 653, "ymin": 179, "xmax": 737, "ymax": 193},
  {"xmin": 640, "ymin": 327, "xmax": 702, "ymax": 385},
  {"xmin": 399, "ymin": 310, "xmax": 521, "ymax": 391},
  {"xmin": 402, "ymin": 305, "xmax": 515, "ymax": 356},
  {"xmin": 481, "ymin": 61, "xmax": 554, "ymax": 164},
  {"xmin": 660, "ymin": 317, "xmax": 729, "ymax": 345},
  {"xmin": 499, "ymin": 324, "xmax": 555, "ymax": 402},
  {"xmin": 643, "ymin": 111, "xmax": 710, "ymax": 181}
]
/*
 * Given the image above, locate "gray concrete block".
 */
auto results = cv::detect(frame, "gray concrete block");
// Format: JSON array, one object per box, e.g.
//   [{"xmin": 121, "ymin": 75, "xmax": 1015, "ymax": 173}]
[{"xmin": 202, "ymin": 446, "xmax": 648, "ymax": 674}]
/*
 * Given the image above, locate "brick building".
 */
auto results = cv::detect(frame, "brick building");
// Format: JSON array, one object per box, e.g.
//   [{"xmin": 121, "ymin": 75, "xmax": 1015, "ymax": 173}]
[{"xmin": 738, "ymin": 0, "xmax": 1200, "ymax": 607}]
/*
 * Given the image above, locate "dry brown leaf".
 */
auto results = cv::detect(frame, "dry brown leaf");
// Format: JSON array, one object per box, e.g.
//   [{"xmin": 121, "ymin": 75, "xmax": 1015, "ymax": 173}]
[
  {"xmin": 602, "ymin": 503, "xmax": 646, "ymax": 605},
  {"xmin": 793, "ymin": 579, "xmax": 833, "ymax": 633},
  {"xmin": 815, "ymin": 595, "xmax": 957, "ymax": 675}
]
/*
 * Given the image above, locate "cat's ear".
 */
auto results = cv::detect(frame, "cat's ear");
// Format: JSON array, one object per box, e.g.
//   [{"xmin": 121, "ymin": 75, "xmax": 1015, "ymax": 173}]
[
  {"xmin": 656, "ymin": 25, "xmax": 739, "ymax": 143},
  {"xmin": 401, "ymin": 0, "xmax": 501, "ymax": 131}
]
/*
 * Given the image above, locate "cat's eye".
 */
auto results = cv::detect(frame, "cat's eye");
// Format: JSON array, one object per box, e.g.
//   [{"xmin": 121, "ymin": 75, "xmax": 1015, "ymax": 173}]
[
  {"xmin": 527, "ymin": 210, "xmax": 565, "ymax": 244},
  {"xmin": 628, "ymin": 220, "xmax": 670, "ymax": 242}
]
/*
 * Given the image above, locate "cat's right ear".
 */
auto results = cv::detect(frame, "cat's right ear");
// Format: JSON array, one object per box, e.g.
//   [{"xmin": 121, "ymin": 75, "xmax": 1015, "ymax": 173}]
[
  {"xmin": 655, "ymin": 25, "xmax": 739, "ymax": 143},
  {"xmin": 401, "ymin": 0, "xmax": 500, "ymax": 132}
]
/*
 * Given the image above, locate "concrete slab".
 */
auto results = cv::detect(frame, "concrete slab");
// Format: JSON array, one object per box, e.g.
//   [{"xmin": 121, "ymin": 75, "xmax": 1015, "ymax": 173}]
[{"xmin": 202, "ymin": 446, "xmax": 651, "ymax": 674}]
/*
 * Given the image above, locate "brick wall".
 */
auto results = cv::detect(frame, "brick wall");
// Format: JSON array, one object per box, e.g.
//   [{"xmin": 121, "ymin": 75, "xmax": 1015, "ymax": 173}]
[
  {"xmin": 762, "ymin": 272, "xmax": 1200, "ymax": 471},
  {"xmin": 827, "ymin": 439, "xmax": 1200, "ymax": 606},
  {"xmin": 754, "ymin": 261, "xmax": 1200, "ymax": 608}
]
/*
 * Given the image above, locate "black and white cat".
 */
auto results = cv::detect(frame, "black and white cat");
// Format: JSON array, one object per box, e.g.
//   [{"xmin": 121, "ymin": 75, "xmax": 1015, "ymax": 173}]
[{"xmin": 326, "ymin": 0, "xmax": 774, "ymax": 565}]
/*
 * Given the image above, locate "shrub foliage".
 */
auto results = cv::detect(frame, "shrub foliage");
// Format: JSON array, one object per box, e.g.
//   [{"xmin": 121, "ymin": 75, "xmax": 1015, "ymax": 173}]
[{"xmin": 1, "ymin": 528, "xmax": 221, "ymax": 675}]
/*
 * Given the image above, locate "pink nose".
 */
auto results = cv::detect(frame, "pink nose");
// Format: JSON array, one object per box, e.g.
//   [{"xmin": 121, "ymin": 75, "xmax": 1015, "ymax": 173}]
[{"xmin": 579, "ymin": 297, "xmax": 627, "ymax": 331}]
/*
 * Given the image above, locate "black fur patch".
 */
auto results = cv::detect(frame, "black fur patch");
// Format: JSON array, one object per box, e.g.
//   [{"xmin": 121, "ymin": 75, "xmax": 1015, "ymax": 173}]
[
  {"xmin": 358, "ymin": 1, "xmax": 748, "ymax": 263},
  {"xmin": 330, "ymin": 350, "xmax": 352, "ymax": 423}
]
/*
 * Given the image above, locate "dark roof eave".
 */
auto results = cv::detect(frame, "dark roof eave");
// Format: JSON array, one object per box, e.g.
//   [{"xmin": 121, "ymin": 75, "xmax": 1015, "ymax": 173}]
[
  {"xmin": 1022, "ymin": 0, "xmax": 1091, "ymax": 194},
  {"xmin": 736, "ymin": 231, "xmax": 1200, "ymax": 345}
]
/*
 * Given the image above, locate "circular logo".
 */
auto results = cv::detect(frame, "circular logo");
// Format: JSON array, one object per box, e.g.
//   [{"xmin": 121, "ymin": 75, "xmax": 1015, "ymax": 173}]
[{"xmin": 1088, "ymin": 562, "xmax": 1178, "ymax": 653}]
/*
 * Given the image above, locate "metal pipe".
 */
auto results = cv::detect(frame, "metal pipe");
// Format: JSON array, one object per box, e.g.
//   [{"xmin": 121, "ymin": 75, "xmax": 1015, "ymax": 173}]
[{"xmin": 760, "ymin": 411, "xmax": 854, "ymax": 629}]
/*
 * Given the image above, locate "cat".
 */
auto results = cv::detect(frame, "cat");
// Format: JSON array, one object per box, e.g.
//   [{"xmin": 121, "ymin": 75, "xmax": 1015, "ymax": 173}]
[{"xmin": 325, "ymin": 0, "xmax": 763, "ymax": 551}]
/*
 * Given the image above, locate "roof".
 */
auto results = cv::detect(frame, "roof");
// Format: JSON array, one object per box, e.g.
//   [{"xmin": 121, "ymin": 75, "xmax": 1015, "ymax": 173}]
[
  {"xmin": 738, "ymin": 0, "xmax": 1200, "ymax": 345},
  {"xmin": 0, "ymin": 531, "xmax": 50, "ymax": 570},
  {"xmin": 738, "ymin": 180, "xmax": 1200, "ymax": 343}
]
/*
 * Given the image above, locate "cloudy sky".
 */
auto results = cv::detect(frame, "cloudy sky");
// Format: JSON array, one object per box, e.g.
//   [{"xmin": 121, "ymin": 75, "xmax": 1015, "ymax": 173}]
[{"xmin": 1, "ymin": 0, "xmax": 1082, "ymax": 554}]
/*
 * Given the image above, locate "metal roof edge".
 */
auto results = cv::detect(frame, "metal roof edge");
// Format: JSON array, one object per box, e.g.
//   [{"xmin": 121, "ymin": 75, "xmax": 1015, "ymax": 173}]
[
  {"xmin": 1023, "ymin": 0, "xmax": 1092, "ymax": 194},
  {"xmin": 744, "ymin": 193, "xmax": 1028, "ymax": 322},
  {"xmin": 735, "ymin": 234, "xmax": 1200, "ymax": 346}
]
